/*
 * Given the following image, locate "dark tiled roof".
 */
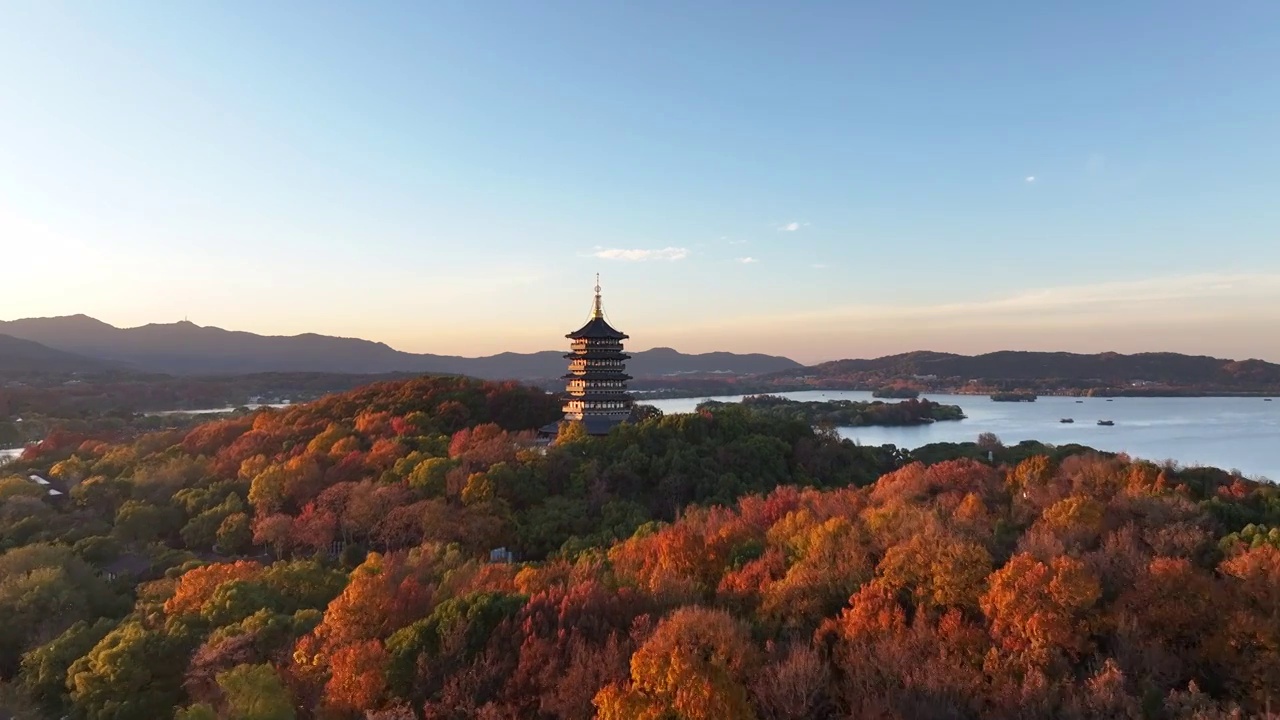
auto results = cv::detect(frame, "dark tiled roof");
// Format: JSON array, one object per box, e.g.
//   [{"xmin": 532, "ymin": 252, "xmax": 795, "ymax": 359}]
[
  {"xmin": 561, "ymin": 371, "xmax": 632, "ymax": 380},
  {"xmin": 566, "ymin": 317, "xmax": 628, "ymax": 340},
  {"xmin": 581, "ymin": 416, "xmax": 627, "ymax": 435}
]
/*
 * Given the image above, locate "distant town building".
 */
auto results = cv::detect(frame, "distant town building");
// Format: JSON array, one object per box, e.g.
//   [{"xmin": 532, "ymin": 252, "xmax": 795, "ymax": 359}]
[{"xmin": 540, "ymin": 276, "xmax": 634, "ymax": 439}]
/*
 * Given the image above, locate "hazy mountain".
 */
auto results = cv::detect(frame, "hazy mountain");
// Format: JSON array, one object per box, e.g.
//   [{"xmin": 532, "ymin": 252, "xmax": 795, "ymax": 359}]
[
  {"xmin": 778, "ymin": 350, "xmax": 1280, "ymax": 387},
  {"xmin": 0, "ymin": 333, "xmax": 122, "ymax": 375},
  {"xmin": 0, "ymin": 316, "xmax": 803, "ymax": 379}
]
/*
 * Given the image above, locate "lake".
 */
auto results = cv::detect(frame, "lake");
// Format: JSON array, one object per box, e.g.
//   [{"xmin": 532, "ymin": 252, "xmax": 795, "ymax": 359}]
[
  {"xmin": 147, "ymin": 402, "xmax": 294, "ymax": 417},
  {"xmin": 646, "ymin": 391, "xmax": 1280, "ymax": 482}
]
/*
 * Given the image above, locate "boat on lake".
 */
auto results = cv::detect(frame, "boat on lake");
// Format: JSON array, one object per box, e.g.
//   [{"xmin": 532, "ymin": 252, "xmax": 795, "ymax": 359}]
[
  {"xmin": 1060, "ymin": 418, "xmax": 1074, "ymax": 423},
  {"xmin": 1097, "ymin": 420, "xmax": 1115, "ymax": 426}
]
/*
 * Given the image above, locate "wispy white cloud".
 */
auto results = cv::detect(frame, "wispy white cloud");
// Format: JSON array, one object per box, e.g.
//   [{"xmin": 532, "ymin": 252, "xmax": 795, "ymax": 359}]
[
  {"xmin": 1024, "ymin": 175, "xmax": 1036, "ymax": 183},
  {"xmin": 589, "ymin": 247, "xmax": 689, "ymax": 262},
  {"xmin": 778, "ymin": 221, "xmax": 809, "ymax": 232},
  {"xmin": 737, "ymin": 257, "xmax": 758, "ymax": 264},
  {"xmin": 677, "ymin": 272, "xmax": 1280, "ymax": 330},
  {"xmin": 727, "ymin": 238, "xmax": 748, "ymax": 245},
  {"xmin": 647, "ymin": 272, "xmax": 1280, "ymax": 370}
]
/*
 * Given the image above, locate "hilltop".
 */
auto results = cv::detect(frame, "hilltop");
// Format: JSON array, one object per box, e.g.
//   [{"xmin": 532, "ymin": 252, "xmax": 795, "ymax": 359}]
[{"xmin": 0, "ymin": 315, "xmax": 802, "ymax": 379}]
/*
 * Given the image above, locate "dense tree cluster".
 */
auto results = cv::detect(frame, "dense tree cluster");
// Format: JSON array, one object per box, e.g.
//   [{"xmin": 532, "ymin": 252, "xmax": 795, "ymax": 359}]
[
  {"xmin": 0, "ymin": 371, "xmax": 442, "ymax": 446},
  {"xmin": 1, "ymin": 374, "xmax": 1278, "ymax": 719},
  {"xmin": 706, "ymin": 394, "xmax": 966, "ymax": 426},
  {"xmin": 871, "ymin": 385, "xmax": 921, "ymax": 399}
]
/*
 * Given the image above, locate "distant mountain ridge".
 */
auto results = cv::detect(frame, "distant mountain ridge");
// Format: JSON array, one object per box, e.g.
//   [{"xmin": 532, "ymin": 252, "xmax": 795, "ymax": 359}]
[
  {"xmin": 780, "ymin": 350, "xmax": 1280, "ymax": 388},
  {"xmin": 0, "ymin": 333, "xmax": 122, "ymax": 374},
  {"xmin": 0, "ymin": 315, "xmax": 803, "ymax": 379}
]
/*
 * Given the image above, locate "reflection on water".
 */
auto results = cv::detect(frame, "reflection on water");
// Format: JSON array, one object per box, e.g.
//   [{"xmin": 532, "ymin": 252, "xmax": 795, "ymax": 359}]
[{"xmin": 646, "ymin": 391, "xmax": 1279, "ymax": 481}]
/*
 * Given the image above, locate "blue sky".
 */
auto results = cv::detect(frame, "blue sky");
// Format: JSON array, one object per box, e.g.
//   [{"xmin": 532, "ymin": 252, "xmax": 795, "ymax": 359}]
[{"xmin": 2, "ymin": 1, "xmax": 1278, "ymax": 363}]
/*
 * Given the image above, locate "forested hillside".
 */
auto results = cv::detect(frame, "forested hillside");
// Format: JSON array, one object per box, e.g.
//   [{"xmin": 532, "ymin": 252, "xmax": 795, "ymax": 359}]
[
  {"xmin": 786, "ymin": 350, "xmax": 1280, "ymax": 392},
  {"xmin": 1, "ymin": 375, "xmax": 1277, "ymax": 719},
  {"xmin": 0, "ymin": 334, "xmax": 120, "ymax": 375}
]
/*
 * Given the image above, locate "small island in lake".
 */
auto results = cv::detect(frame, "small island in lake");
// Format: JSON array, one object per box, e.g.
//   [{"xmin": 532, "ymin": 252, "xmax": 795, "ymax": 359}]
[
  {"xmin": 871, "ymin": 385, "xmax": 920, "ymax": 399},
  {"xmin": 990, "ymin": 390, "xmax": 1038, "ymax": 402},
  {"xmin": 699, "ymin": 394, "xmax": 966, "ymax": 426}
]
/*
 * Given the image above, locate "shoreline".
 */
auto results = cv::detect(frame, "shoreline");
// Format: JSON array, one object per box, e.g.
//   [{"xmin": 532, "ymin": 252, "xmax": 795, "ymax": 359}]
[{"xmin": 633, "ymin": 388, "xmax": 1279, "ymax": 402}]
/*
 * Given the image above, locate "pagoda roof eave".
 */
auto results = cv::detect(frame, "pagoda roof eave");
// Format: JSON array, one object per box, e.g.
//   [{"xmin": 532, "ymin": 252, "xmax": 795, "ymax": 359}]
[{"xmin": 565, "ymin": 316, "xmax": 628, "ymax": 340}]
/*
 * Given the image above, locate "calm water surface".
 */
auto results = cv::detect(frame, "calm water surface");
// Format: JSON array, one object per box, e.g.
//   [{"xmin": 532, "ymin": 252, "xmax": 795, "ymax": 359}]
[
  {"xmin": 646, "ymin": 391, "xmax": 1280, "ymax": 481},
  {"xmin": 147, "ymin": 402, "xmax": 293, "ymax": 416}
]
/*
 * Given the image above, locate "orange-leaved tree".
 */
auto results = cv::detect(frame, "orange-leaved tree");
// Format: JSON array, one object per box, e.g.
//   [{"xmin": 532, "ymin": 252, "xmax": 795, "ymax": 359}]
[
  {"xmin": 594, "ymin": 607, "xmax": 759, "ymax": 720},
  {"xmin": 980, "ymin": 552, "xmax": 1101, "ymax": 672}
]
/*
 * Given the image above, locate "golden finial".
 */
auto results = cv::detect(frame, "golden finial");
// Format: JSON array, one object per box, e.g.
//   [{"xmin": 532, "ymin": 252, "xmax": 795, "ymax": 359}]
[{"xmin": 591, "ymin": 273, "xmax": 604, "ymax": 319}]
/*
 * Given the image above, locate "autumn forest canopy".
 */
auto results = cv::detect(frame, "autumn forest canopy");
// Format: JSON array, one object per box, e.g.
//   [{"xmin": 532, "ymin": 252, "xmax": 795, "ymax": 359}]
[{"xmin": 1, "ymin": 375, "xmax": 1279, "ymax": 719}]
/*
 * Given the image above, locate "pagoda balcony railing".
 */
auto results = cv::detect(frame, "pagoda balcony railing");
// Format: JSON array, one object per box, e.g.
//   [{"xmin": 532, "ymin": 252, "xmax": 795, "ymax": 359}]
[
  {"xmin": 563, "ymin": 405, "xmax": 633, "ymax": 412},
  {"xmin": 564, "ymin": 358, "xmax": 632, "ymax": 366},
  {"xmin": 571, "ymin": 339, "xmax": 625, "ymax": 349}
]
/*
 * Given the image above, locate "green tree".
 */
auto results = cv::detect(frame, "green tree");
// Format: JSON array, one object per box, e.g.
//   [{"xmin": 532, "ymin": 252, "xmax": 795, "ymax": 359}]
[
  {"xmin": 50, "ymin": 455, "xmax": 92, "ymax": 485},
  {"xmin": 68, "ymin": 620, "xmax": 196, "ymax": 720},
  {"xmin": 113, "ymin": 501, "xmax": 182, "ymax": 545},
  {"xmin": 175, "ymin": 704, "xmax": 218, "ymax": 720},
  {"xmin": 71, "ymin": 476, "xmax": 132, "ymax": 518},
  {"xmin": 0, "ymin": 544, "xmax": 123, "ymax": 676},
  {"xmin": 20, "ymin": 618, "xmax": 118, "ymax": 715},
  {"xmin": 407, "ymin": 457, "xmax": 455, "ymax": 497},
  {"xmin": 217, "ymin": 663, "xmax": 296, "ymax": 720},
  {"xmin": 217, "ymin": 512, "xmax": 254, "ymax": 554},
  {"xmin": 0, "ymin": 476, "xmax": 44, "ymax": 501},
  {"xmin": 249, "ymin": 465, "xmax": 288, "ymax": 514}
]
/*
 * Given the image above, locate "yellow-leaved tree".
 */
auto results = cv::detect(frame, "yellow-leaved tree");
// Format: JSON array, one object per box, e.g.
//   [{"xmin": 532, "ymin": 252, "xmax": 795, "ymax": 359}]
[{"xmin": 594, "ymin": 607, "xmax": 759, "ymax": 720}]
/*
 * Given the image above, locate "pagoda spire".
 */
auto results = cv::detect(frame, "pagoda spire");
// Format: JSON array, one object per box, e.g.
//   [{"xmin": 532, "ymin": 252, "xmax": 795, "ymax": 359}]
[{"xmin": 591, "ymin": 273, "xmax": 604, "ymax": 319}]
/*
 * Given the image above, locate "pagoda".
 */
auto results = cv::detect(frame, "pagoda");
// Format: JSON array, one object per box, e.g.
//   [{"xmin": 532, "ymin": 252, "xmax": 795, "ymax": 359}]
[{"xmin": 553, "ymin": 275, "xmax": 634, "ymax": 436}]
